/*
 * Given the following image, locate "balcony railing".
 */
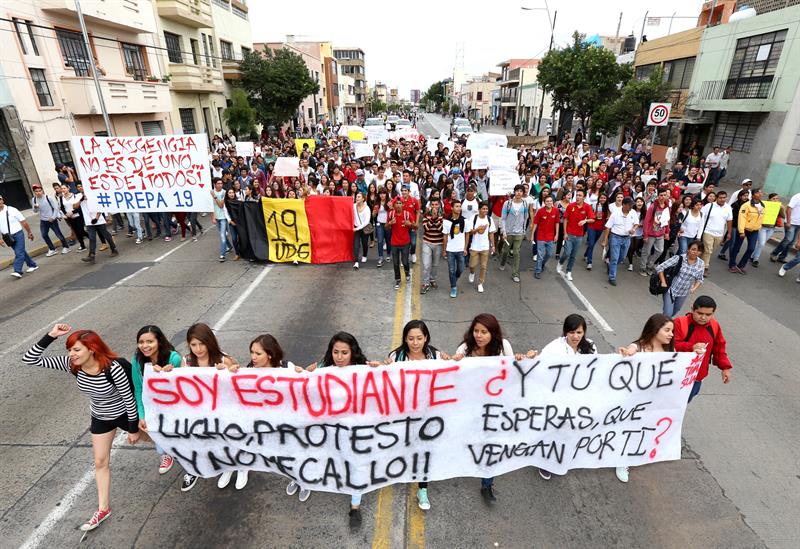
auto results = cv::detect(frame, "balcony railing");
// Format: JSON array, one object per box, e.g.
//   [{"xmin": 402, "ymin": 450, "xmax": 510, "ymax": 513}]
[
  {"xmin": 156, "ymin": 0, "xmax": 213, "ymax": 28},
  {"xmin": 61, "ymin": 77, "xmax": 171, "ymax": 115},
  {"xmin": 696, "ymin": 76, "xmax": 781, "ymax": 101}
]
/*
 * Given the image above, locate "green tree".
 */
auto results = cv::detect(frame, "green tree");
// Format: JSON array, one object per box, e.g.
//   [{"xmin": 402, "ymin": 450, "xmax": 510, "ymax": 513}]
[
  {"xmin": 238, "ymin": 48, "xmax": 320, "ymax": 127},
  {"xmin": 537, "ymin": 32, "xmax": 632, "ymax": 132},
  {"xmin": 593, "ymin": 68, "xmax": 675, "ymax": 141},
  {"xmin": 421, "ymin": 81, "xmax": 446, "ymax": 111},
  {"xmin": 367, "ymin": 98, "xmax": 387, "ymax": 116},
  {"xmin": 387, "ymin": 102, "xmax": 402, "ymax": 113},
  {"xmin": 223, "ymin": 88, "xmax": 257, "ymax": 139}
]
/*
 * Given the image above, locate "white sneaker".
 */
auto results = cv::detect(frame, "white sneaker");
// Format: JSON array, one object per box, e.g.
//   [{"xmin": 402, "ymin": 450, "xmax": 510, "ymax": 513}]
[
  {"xmin": 61, "ymin": 247, "xmax": 71, "ymax": 254},
  {"xmin": 11, "ymin": 272, "xmax": 22, "ymax": 279},
  {"xmin": 628, "ymin": 264, "xmax": 634, "ymax": 271},
  {"xmin": 26, "ymin": 265, "xmax": 38, "ymax": 273},
  {"xmin": 299, "ymin": 488, "xmax": 311, "ymax": 502},
  {"xmin": 411, "ymin": 253, "xmax": 417, "ymax": 263},
  {"xmin": 615, "ymin": 466, "xmax": 629, "ymax": 483},
  {"xmin": 286, "ymin": 480, "xmax": 299, "ymax": 496},
  {"xmin": 361, "ymin": 256, "xmax": 367, "ymax": 263},
  {"xmin": 235, "ymin": 470, "xmax": 249, "ymax": 490},
  {"xmin": 135, "ymin": 238, "xmax": 142, "ymax": 244},
  {"xmin": 478, "ymin": 283, "xmax": 484, "ymax": 293},
  {"xmin": 353, "ymin": 262, "xmax": 359, "ymax": 269},
  {"xmin": 556, "ymin": 263, "xmax": 563, "ymax": 274},
  {"xmin": 778, "ymin": 266, "xmax": 787, "ymax": 277},
  {"xmin": 217, "ymin": 471, "xmax": 233, "ymax": 489},
  {"xmin": 46, "ymin": 249, "xmax": 58, "ymax": 257},
  {"xmin": 566, "ymin": 272, "xmax": 573, "ymax": 281},
  {"xmin": 468, "ymin": 272, "xmax": 475, "ymax": 283}
]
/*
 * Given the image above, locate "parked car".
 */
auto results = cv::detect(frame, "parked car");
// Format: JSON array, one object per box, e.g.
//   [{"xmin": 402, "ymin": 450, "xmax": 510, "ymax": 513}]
[
  {"xmin": 386, "ymin": 115, "xmax": 400, "ymax": 130},
  {"xmin": 453, "ymin": 125, "xmax": 473, "ymax": 136},
  {"xmin": 365, "ymin": 117, "xmax": 384, "ymax": 127},
  {"xmin": 451, "ymin": 117, "xmax": 470, "ymax": 133},
  {"xmin": 396, "ymin": 119, "xmax": 412, "ymax": 127}
]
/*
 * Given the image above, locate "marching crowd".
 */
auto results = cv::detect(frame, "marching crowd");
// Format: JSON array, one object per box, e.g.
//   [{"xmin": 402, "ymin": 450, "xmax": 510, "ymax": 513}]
[
  {"xmin": 24, "ymin": 297, "xmax": 731, "ymax": 532},
  {"xmin": 4, "ymin": 126, "xmax": 800, "ymax": 309}
]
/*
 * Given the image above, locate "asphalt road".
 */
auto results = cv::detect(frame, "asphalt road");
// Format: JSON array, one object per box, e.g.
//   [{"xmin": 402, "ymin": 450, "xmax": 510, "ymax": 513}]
[{"xmin": 0, "ymin": 159, "xmax": 797, "ymax": 548}]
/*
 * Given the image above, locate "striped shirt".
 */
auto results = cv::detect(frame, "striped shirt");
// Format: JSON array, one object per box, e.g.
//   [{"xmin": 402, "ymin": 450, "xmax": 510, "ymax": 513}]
[
  {"xmin": 23, "ymin": 335, "xmax": 139, "ymax": 430},
  {"xmin": 422, "ymin": 214, "xmax": 444, "ymax": 245}
]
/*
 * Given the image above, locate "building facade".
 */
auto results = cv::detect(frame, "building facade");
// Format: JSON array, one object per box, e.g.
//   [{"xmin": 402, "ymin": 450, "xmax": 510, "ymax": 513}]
[
  {"xmin": 410, "ymin": 89, "xmax": 421, "ymax": 104},
  {"xmin": 496, "ymin": 59, "xmax": 539, "ymax": 128},
  {"xmin": 209, "ymin": 0, "xmax": 252, "ymax": 111},
  {"xmin": 685, "ymin": 4, "xmax": 800, "ymax": 195},
  {"xmin": 459, "ymin": 74, "xmax": 499, "ymax": 122},
  {"xmin": 333, "ymin": 48, "xmax": 366, "ymax": 121},
  {"xmin": 1, "ymin": 0, "xmax": 173, "ymax": 208}
]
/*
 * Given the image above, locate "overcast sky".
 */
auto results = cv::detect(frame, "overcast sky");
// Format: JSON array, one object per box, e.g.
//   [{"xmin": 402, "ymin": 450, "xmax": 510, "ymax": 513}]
[{"xmin": 249, "ymin": 0, "xmax": 704, "ymax": 99}]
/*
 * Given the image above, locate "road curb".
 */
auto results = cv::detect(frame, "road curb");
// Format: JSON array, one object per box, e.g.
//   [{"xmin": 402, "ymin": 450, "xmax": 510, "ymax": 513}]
[{"xmin": 0, "ymin": 243, "xmax": 54, "ymax": 271}]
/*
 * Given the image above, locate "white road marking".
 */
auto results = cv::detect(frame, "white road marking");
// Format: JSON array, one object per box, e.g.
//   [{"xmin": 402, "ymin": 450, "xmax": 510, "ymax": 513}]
[
  {"xmin": 562, "ymin": 277, "xmax": 615, "ymax": 332},
  {"xmin": 0, "ymin": 236, "xmax": 199, "ymax": 361},
  {"xmin": 16, "ymin": 244, "xmax": 268, "ymax": 549}
]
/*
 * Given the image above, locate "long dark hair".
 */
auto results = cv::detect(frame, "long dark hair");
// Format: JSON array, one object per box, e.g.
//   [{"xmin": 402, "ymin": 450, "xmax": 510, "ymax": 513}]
[
  {"xmin": 391, "ymin": 320, "xmax": 438, "ymax": 361},
  {"xmin": 562, "ymin": 314, "xmax": 594, "ymax": 354},
  {"xmin": 462, "ymin": 313, "xmax": 504, "ymax": 357},
  {"xmin": 248, "ymin": 334, "xmax": 284, "ymax": 368},
  {"xmin": 635, "ymin": 314, "xmax": 675, "ymax": 352},
  {"xmin": 322, "ymin": 331, "xmax": 368, "ymax": 366},
  {"xmin": 186, "ymin": 322, "xmax": 224, "ymax": 366},
  {"xmin": 134, "ymin": 325, "xmax": 175, "ymax": 373}
]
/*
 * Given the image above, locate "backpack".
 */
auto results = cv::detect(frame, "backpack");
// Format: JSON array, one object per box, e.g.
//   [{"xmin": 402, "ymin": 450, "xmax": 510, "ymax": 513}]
[
  {"xmin": 649, "ymin": 255, "xmax": 683, "ymax": 295},
  {"xmin": 104, "ymin": 358, "xmax": 136, "ymax": 398}
]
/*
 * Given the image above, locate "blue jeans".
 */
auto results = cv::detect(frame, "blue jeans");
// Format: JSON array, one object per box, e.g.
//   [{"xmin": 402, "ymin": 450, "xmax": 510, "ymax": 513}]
[
  {"xmin": 730, "ymin": 230, "xmax": 758, "ymax": 269},
  {"xmin": 559, "ymin": 234, "xmax": 583, "ymax": 272},
  {"xmin": 772, "ymin": 224, "xmax": 799, "ymax": 260},
  {"xmin": 447, "ymin": 251, "xmax": 465, "ymax": 289},
  {"xmin": 678, "ymin": 236, "xmax": 692, "ymax": 255},
  {"xmin": 584, "ymin": 228, "xmax": 603, "ymax": 264},
  {"xmin": 40, "ymin": 219, "xmax": 68, "ymax": 250},
  {"xmin": 608, "ymin": 234, "xmax": 631, "ymax": 281},
  {"xmin": 410, "ymin": 229, "xmax": 417, "ymax": 252},
  {"xmin": 535, "ymin": 240, "xmax": 555, "ymax": 274},
  {"xmin": 10, "ymin": 230, "xmax": 36, "ymax": 274},
  {"xmin": 126, "ymin": 213, "xmax": 143, "ymax": 239},
  {"xmin": 752, "ymin": 227, "xmax": 774, "ymax": 261},
  {"xmin": 782, "ymin": 250, "xmax": 800, "ymax": 272},
  {"xmin": 481, "ymin": 477, "xmax": 494, "ymax": 488},
  {"xmin": 376, "ymin": 223, "xmax": 390, "ymax": 259},
  {"xmin": 662, "ymin": 289, "xmax": 689, "ymax": 317},
  {"xmin": 687, "ymin": 381, "xmax": 702, "ymax": 403},
  {"xmin": 216, "ymin": 219, "xmax": 229, "ymax": 256}
]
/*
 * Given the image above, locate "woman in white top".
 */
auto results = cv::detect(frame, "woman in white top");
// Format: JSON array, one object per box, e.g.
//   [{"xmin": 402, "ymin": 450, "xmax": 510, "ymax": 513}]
[
  {"xmin": 353, "ymin": 192, "xmax": 371, "ymax": 269},
  {"xmin": 452, "ymin": 313, "xmax": 536, "ymax": 505},
  {"xmin": 538, "ymin": 314, "xmax": 597, "ymax": 480},
  {"xmin": 466, "ymin": 203, "xmax": 496, "ymax": 293},
  {"xmin": 616, "ymin": 314, "xmax": 677, "ymax": 484},
  {"xmin": 678, "ymin": 198, "xmax": 704, "ymax": 254}
]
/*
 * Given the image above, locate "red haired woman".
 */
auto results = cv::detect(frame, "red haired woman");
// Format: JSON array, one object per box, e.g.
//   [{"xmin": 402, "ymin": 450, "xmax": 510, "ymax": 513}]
[{"xmin": 22, "ymin": 323, "xmax": 139, "ymax": 532}]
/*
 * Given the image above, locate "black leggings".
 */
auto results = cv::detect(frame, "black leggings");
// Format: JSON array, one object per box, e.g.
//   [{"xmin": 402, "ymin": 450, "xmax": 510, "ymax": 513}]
[{"xmin": 353, "ymin": 229, "xmax": 369, "ymax": 260}]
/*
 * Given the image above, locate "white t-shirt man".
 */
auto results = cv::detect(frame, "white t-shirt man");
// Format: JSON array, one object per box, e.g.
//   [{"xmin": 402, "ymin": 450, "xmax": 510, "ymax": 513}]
[
  {"xmin": 605, "ymin": 209, "xmax": 640, "ymax": 236},
  {"xmin": 466, "ymin": 215, "xmax": 496, "ymax": 251},
  {"xmin": 461, "ymin": 198, "xmax": 479, "ymax": 221},
  {"xmin": 787, "ymin": 192, "xmax": 800, "ymax": 226},
  {"xmin": 80, "ymin": 200, "xmax": 108, "ymax": 226},
  {"xmin": 701, "ymin": 202, "xmax": 733, "ymax": 237},
  {"xmin": 706, "ymin": 151, "xmax": 723, "ymax": 169},
  {"xmin": 442, "ymin": 218, "xmax": 466, "ymax": 253},
  {"xmin": 0, "ymin": 205, "xmax": 25, "ymax": 235},
  {"xmin": 395, "ymin": 181, "xmax": 420, "ymax": 200}
]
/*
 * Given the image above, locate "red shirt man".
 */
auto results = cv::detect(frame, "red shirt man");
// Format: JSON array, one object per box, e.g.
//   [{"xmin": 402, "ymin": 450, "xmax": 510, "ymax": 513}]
[
  {"xmin": 563, "ymin": 189, "xmax": 594, "ymax": 238},
  {"xmin": 533, "ymin": 196, "xmax": 560, "ymax": 242},
  {"xmin": 388, "ymin": 201, "xmax": 415, "ymax": 247}
]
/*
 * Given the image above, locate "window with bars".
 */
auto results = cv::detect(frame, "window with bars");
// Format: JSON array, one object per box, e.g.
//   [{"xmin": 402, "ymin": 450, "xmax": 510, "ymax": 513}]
[
  {"xmin": 49, "ymin": 141, "xmax": 74, "ymax": 167},
  {"xmin": 232, "ymin": 5, "xmax": 248, "ymax": 19},
  {"xmin": 241, "ymin": 46, "xmax": 251, "ymax": 59},
  {"xmin": 179, "ymin": 108, "xmax": 196, "ymax": 134},
  {"xmin": 13, "ymin": 18, "xmax": 39, "ymax": 56},
  {"xmin": 190, "ymin": 39, "xmax": 200, "ymax": 65},
  {"xmin": 725, "ymin": 29, "xmax": 787, "ymax": 99},
  {"xmin": 635, "ymin": 63, "xmax": 658, "ymax": 80},
  {"xmin": 663, "ymin": 57, "xmax": 695, "ymax": 89},
  {"xmin": 211, "ymin": 0, "xmax": 229, "ymax": 8},
  {"xmin": 122, "ymin": 43, "xmax": 147, "ymax": 80},
  {"xmin": 164, "ymin": 32, "xmax": 182, "ymax": 64},
  {"xmin": 713, "ymin": 112, "xmax": 764, "ymax": 152},
  {"xmin": 56, "ymin": 29, "xmax": 91, "ymax": 76},
  {"xmin": 29, "ymin": 69, "xmax": 53, "ymax": 107},
  {"xmin": 201, "ymin": 34, "xmax": 211, "ymax": 67},
  {"xmin": 220, "ymin": 40, "xmax": 234, "ymax": 60}
]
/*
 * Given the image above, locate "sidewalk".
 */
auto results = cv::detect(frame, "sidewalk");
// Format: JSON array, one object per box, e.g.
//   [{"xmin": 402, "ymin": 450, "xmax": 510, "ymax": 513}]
[{"xmin": 0, "ymin": 208, "xmax": 71, "ymax": 271}]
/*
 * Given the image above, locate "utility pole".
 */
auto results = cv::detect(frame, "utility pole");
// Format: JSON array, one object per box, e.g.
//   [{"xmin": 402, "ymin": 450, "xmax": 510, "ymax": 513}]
[
  {"xmin": 640, "ymin": 10, "xmax": 649, "ymax": 47},
  {"xmin": 536, "ymin": 9, "xmax": 557, "ymax": 136},
  {"xmin": 75, "ymin": 0, "xmax": 113, "ymax": 136}
]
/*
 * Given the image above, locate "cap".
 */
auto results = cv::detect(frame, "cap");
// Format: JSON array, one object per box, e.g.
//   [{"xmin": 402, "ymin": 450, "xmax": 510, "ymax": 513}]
[
  {"xmin": 356, "ymin": 169, "xmax": 364, "ymax": 176},
  {"xmin": 741, "ymin": 178, "xmax": 753, "ymax": 184},
  {"xmin": 401, "ymin": 184, "xmax": 411, "ymax": 190},
  {"xmin": 31, "ymin": 184, "xmax": 42, "ymax": 190},
  {"xmin": 55, "ymin": 163, "xmax": 65, "ymax": 170}
]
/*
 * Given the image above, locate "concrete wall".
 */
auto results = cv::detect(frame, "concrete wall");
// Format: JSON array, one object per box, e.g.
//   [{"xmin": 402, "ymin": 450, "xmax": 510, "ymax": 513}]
[{"xmin": 726, "ymin": 110, "xmax": 786, "ymax": 189}]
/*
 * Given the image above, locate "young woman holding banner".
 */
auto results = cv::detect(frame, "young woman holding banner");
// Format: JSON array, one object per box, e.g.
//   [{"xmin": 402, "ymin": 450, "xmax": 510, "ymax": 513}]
[
  {"xmin": 538, "ymin": 314, "xmax": 598, "ymax": 480},
  {"xmin": 131, "ymin": 325, "xmax": 182, "ymax": 476},
  {"xmin": 22, "ymin": 324, "xmax": 139, "ymax": 532},
  {"xmin": 616, "ymin": 314, "xmax": 675, "ymax": 483},
  {"xmin": 451, "ymin": 314, "xmax": 536, "ymax": 505},
  {"xmin": 179, "ymin": 323, "xmax": 238, "ymax": 492},
  {"xmin": 306, "ymin": 332, "xmax": 371, "ymax": 528},
  {"xmin": 222, "ymin": 334, "xmax": 301, "ymax": 494},
  {"xmin": 385, "ymin": 320, "xmax": 448, "ymax": 511}
]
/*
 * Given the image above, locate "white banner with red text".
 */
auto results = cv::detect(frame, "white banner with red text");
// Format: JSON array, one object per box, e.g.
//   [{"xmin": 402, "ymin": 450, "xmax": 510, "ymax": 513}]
[
  {"xmin": 71, "ymin": 135, "xmax": 213, "ymax": 212},
  {"xmin": 143, "ymin": 352, "xmax": 700, "ymax": 494}
]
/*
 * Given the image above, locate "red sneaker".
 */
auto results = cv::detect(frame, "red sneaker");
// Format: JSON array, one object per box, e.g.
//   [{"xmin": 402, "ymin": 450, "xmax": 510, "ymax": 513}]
[
  {"xmin": 80, "ymin": 508, "xmax": 111, "ymax": 531},
  {"xmin": 158, "ymin": 454, "xmax": 174, "ymax": 474}
]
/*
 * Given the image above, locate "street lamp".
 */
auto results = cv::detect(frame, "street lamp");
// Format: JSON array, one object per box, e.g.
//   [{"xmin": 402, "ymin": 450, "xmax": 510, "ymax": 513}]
[{"xmin": 521, "ymin": 1, "xmax": 556, "ymax": 135}]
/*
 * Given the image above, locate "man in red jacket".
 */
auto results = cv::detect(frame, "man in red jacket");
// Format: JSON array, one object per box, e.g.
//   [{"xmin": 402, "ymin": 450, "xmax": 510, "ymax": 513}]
[{"xmin": 673, "ymin": 295, "xmax": 732, "ymax": 402}]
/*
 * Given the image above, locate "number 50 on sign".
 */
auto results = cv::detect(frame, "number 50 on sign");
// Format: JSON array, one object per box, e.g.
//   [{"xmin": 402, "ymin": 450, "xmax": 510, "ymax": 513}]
[{"xmin": 647, "ymin": 103, "xmax": 671, "ymax": 127}]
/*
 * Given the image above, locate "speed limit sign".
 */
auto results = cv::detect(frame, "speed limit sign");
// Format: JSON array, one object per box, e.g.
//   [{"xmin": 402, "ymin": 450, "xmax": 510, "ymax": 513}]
[{"xmin": 648, "ymin": 102, "xmax": 671, "ymax": 127}]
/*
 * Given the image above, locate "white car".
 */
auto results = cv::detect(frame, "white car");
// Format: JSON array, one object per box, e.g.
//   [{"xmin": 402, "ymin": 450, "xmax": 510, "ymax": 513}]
[
  {"xmin": 365, "ymin": 117, "xmax": 384, "ymax": 127},
  {"xmin": 396, "ymin": 119, "xmax": 412, "ymax": 127},
  {"xmin": 454, "ymin": 125, "xmax": 473, "ymax": 136},
  {"xmin": 386, "ymin": 115, "xmax": 400, "ymax": 130}
]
